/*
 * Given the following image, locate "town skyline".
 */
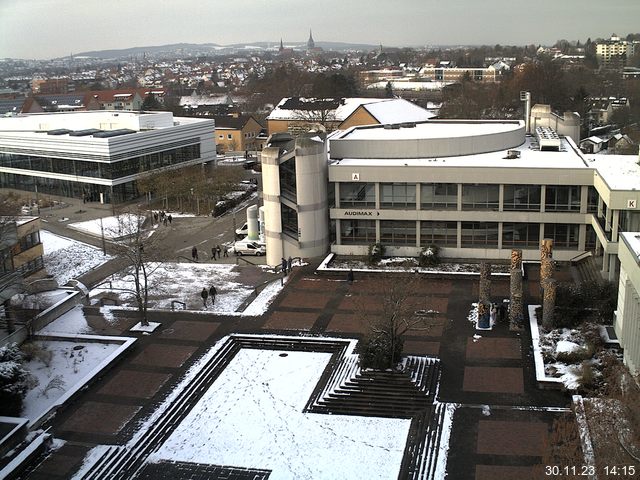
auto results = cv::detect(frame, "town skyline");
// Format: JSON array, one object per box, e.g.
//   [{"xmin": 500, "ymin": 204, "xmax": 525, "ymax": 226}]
[{"xmin": 1, "ymin": 0, "xmax": 639, "ymax": 60}]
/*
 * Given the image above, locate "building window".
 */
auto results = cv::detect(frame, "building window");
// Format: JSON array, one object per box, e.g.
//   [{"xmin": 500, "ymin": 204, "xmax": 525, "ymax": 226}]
[
  {"xmin": 327, "ymin": 182, "xmax": 335, "ymax": 209},
  {"xmin": 503, "ymin": 185, "xmax": 541, "ymax": 211},
  {"xmin": 461, "ymin": 222, "xmax": 499, "ymax": 247},
  {"xmin": 227, "ymin": 134, "xmax": 233, "ymax": 140},
  {"xmin": 420, "ymin": 221, "xmax": 457, "ymax": 247},
  {"xmin": 218, "ymin": 135, "xmax": 224, "ymax": 139},
  {"xmin": 545, "ymin": 186, "xmax": 581, "ymax": 212},
  {"xmin": 341, "ymin": 220, "xmax": 376, "ymax": 245},
  {"xmin": 380, "ymin": 220, "xmax": 416, "ymax": 246},
  {"xmin": 587, "ymin": 186, "xmax": 598, "ymax": 213},
  {"xmin": 420, "ymin": 183, "xmax": 457, "ymax": 210},
  {"xmin": 19, "ymin": 231, "xmax": 40, "ymax": 251},
  {"xmin": 545, "ymin": 224, "xmax": 579, "ymax": 248},
  {"xmin": 462, "ymin": 184, "xmax": 499, "ymax": 210},
  {"xmin": 279, "ymin": 158, "xmax": 297, "ymax": 201},
  {"xmin": 380, "ymin": 183, "xmax": 416, "ymax": 209},
  {"xmin": 339, "ymin": 183, "xmax": 376, "ymax": 208},
  {"xmin": 281, "ymin": 204, "xmax": 298, "ymax": 239},
  {"xmin": 502, "ymin": 223, "xmax": 540, "ymax": 247}
]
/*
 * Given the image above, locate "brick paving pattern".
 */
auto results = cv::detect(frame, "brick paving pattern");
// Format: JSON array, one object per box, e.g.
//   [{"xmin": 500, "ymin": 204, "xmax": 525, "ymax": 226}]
[
  {"xmin": 97, "ymin": 370, "xmax": 171, "ymax": 399},
  {"xmin": 476, "ymin": 420, "xmax": 549, "ymax": 456},
  {"xmin": 475, "ymin": 464, "xmax": 537, "ymax": 480},
  {"xmin": 158, "ymin": 320, "xmax": 220, "ymax": 341},
  {"xmin": 463, "ymin": 366, "xmax": 525, "ymax": 394},
  {"xmin": 130, "ymin": 344, "xmax": 199, "ymax": 368},
  {"xmin": 59, "ymin": 402, "xmax": 141, "ymax": 435},
  {"xmin": 466, "ymin": 337, "xmax": 522, "ymax": 359},
  {"xmin": 20, "ymin": 261, "xmax": 572, "ymax": 480}
]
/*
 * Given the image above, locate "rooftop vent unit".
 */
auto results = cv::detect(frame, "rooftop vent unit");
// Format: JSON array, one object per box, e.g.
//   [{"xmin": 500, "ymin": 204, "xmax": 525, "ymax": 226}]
[
  {"xmin": 92, "ymin": 129, "xmax": 136, "ymax": 138},
  {"xmin": 383, "ymin": 124, "xmax": 401, "ymax": 129},
  {"xmin": 505, "ymin": 150, "xmax": 521, "ymax": 159},
  {"xmin": 47, "ymin": 129, "xmax": 71, "ymax": 135},
  {"xmin": 400, "ymin": 122, "xmax": 416, "ymax": 128},
  {"xmin": 68, "ymin": 129, "xmax": 102, "ymax": 137},
  {"xmin": 535, "ymin": 126, "xmax": 561, "ymax": 151}
]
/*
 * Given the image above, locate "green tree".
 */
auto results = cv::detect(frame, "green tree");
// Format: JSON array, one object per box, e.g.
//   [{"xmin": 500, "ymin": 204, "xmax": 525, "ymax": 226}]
[
  {"xmin": 385, "ymin": 81, "xmax": 394, "ymax": 98},
  {"xmin": 141, "ymin": 94, "xmax": 163, "ymax": 111}
]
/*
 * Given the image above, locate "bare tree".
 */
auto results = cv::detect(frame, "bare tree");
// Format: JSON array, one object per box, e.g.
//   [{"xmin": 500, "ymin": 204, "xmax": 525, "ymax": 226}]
[
  {"xmin": 355, "ymin": 273, "xmax": 437, "ymax": 369},
  {"xmin": 108, "ymin": 209, "xmax": 160, "ymax": 326}
]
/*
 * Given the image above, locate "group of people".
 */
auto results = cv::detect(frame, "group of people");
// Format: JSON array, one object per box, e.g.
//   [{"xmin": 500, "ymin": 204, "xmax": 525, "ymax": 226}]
[
  {"xmin": 190, "ymin": 244, "xmax": 230, "ymax": 262},
  {"xmin": 200, "ymin": 285, "xmax": 217, "ymax": 307},
  {"xmin": 153, "ymin": 210, "xmax": 173, "ymax": 226},
  {"xmin": 211, "ymin": 244, "xmax": 229, "ymax": 260},
  {"xmin": 281, "ymin": 256, "xmax": 294, "ymax": 275}
]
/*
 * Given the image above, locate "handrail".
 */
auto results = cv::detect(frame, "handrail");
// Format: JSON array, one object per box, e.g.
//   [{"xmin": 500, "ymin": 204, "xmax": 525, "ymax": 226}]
[{"xmin": 569, "ymin": 251, "xmax": 592, "ymax": 264}]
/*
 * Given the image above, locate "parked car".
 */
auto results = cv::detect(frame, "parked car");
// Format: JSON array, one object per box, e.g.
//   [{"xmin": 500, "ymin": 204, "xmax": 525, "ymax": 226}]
[
  {"xmin": 235, "ymin": 222, "xmax": 248, "ymax": 236},
  {"xmin": 233, "ymin": 240, "xmax": 266, "ymax": 256}
]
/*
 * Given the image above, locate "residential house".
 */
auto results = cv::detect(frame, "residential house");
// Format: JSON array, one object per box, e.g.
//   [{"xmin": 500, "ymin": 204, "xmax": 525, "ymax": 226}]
[
  {"xmin": 22, "ymin": 93, "xmax": 100, "ymax": 113},
  {"xmin": 214, "ymin": 115, "xmax": 263, "ymax": 153},
  {"xmin": 266, "ymin": 97, "xmax": 436, "ymax": 136}
]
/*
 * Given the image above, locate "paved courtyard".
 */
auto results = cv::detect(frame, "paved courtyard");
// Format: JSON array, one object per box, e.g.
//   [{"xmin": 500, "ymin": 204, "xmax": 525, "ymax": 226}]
[{"xmin": 19, "ymin": 262, "xmax": 570, "ymax": 480}]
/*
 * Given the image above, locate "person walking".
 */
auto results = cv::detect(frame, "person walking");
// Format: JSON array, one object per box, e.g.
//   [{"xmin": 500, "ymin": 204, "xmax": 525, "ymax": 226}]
[
  {"xmin": 223, "ymin": 245, "xmax": 229, "ymax": 257},
  {"xmin": 347, "ymin": 269, "xmax": 354, "ymax": 284},
  {"xmin": 200, "ymin": 287, "xmax": 208, "ymax": 307},
  {"xmin": 211, "ymin": 246, "xmax": 217, "ymax": 261},
  {"xmin": 168, "ymin": 214, "xmax": 172, "ymax": 224},
  {"xmin": 192, "ymin": 246, "xmax": 198, "ymax": 261},
  {"xmin": 216, "ymin": 244, "xmax": 222, "ymax": 259},
  {"xmin": 281, "ymin": 257, "xmax": 288, "ymax": 276},
  {"xmin": 209, "ymin": 285, "xmax": 217, "ymax": 305},
  {"xmin": 287, "ymin": 256, "xmax": 293, "ymax": 273}
]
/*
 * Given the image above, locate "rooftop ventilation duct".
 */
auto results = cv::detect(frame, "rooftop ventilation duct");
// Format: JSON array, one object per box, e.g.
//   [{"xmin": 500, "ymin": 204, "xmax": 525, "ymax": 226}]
[{"xmin": 535, "ymin": 126, "xmax": 561, "ymax": 151}]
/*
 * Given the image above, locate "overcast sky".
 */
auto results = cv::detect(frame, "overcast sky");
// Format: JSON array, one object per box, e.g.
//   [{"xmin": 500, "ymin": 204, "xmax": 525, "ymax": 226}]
[{"xmin": 1, "ymin": 0, "xmax": 638, "ymax": 60}]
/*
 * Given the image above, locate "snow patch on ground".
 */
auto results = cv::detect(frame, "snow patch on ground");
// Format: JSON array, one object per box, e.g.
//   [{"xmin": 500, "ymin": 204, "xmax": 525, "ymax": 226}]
[
  {"xmin": 68, "ymin": 214, "xmax": 144, "ymax": 239},
  {"xmin": 148, "ymin": 348, "xmax": 410, "ymax": 479},
  {"xmin": 21, "ymin": 339, "xmax": 121, "ymax": 422},
  {"xmin": 91, "ymin": 263, "xmax": 255, "ymax": 313},
  {"xmin": 41, "ymin": 230, "xmax": 112, "ymax": 285},
  {"xmin": 38, "ymin": 305, "xmax": 91, "ymax": 335}
]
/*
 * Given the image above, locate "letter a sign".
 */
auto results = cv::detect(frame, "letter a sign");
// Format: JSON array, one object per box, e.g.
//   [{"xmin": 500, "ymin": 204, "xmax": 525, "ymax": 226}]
[{"xmin": 352, "ymin": 173, "xmax": 360, "ymax": 181}]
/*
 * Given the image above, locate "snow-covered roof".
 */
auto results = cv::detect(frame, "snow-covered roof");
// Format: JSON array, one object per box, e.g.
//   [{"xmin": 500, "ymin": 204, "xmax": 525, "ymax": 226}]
[
  {"xmin": 620, "ymin": 232, "xmax": 640, "ymax": 260},
  {"xmin": 338, "ymin": 121, "xmax": 520, "ymax": 141},
  {"xmin": 583, "ymin": 136, "xmax": 604, "ymax": 144},
  {"xmin": 331, "ymin": 136, "xmax": 589, "ymax": 170},
  {"xmin": 588, "ymin": 154, "xmax": 640, "ymax": 190},
  {"xmin": 267, "ymin": 97, "xmax": 434, "ymax": 123},
  {"xmin": 361, "ymin": 99, "xmax": 436, "ymax": 123},
  {"xmin": 366, "ymin": 81, "xmax": 452, "ymax": 91}
]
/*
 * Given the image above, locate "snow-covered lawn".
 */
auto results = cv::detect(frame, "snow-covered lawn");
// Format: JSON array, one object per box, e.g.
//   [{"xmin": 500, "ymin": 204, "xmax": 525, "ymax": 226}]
[
  {"xmin": 324, "ymin": 255, "xmax": 510, "ymax": 275},
  {"xmin": 148, "ymin": 348, "xmax": 410, "ymax": 479},
  {"xmin": 68, "ymin": 214, "xmax": 145, "ymax": 239},
  {"xmin": 41, "ymin": 230, "xmax": 112, "ymax": 285},
  {"xmin": 21, "ymin": 338, "xmax": 122, "ymax": 423},
  {"xmin": 91, "ymin": 263, "xmax": 282, "ymax": 314},
  {"xmin": 38, "ymin": 304, "xmax": 94, "ymax": 335},
  {"xmin": 538, "ymin": 325, "xmax": 591, "ymax": 390}
]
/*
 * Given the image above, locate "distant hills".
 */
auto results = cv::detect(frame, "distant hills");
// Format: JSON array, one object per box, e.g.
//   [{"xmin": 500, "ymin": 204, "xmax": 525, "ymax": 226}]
[{"xmin": 72, "ymin": 41, "xmax": 380, "ymax": 59}]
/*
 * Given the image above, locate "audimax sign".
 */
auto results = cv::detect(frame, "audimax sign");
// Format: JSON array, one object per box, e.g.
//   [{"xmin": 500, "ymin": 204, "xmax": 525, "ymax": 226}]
[{"xmin": 343, "ymin": 211, "xmax": 380, "ymax": 216}]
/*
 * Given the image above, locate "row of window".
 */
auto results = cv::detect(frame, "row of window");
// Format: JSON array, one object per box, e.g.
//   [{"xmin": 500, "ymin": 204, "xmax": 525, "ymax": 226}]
[
  {"xmin": 0, "ymin": 172, "xmax": 140, "ymax": 204},
  {"xmin": 0, "ymin": 144, "xmax": 200, "ymax": 180},
  {"xmin": 339, "ymin": 220, "xmax": 584, "ymax": 249},
  {"xmin": 336, "ymin": 183, "xmax": 597, "ymax": 213},
  {"xmin": 18, "ymin": 231, "xmax": 40, "ymax": 252}
]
